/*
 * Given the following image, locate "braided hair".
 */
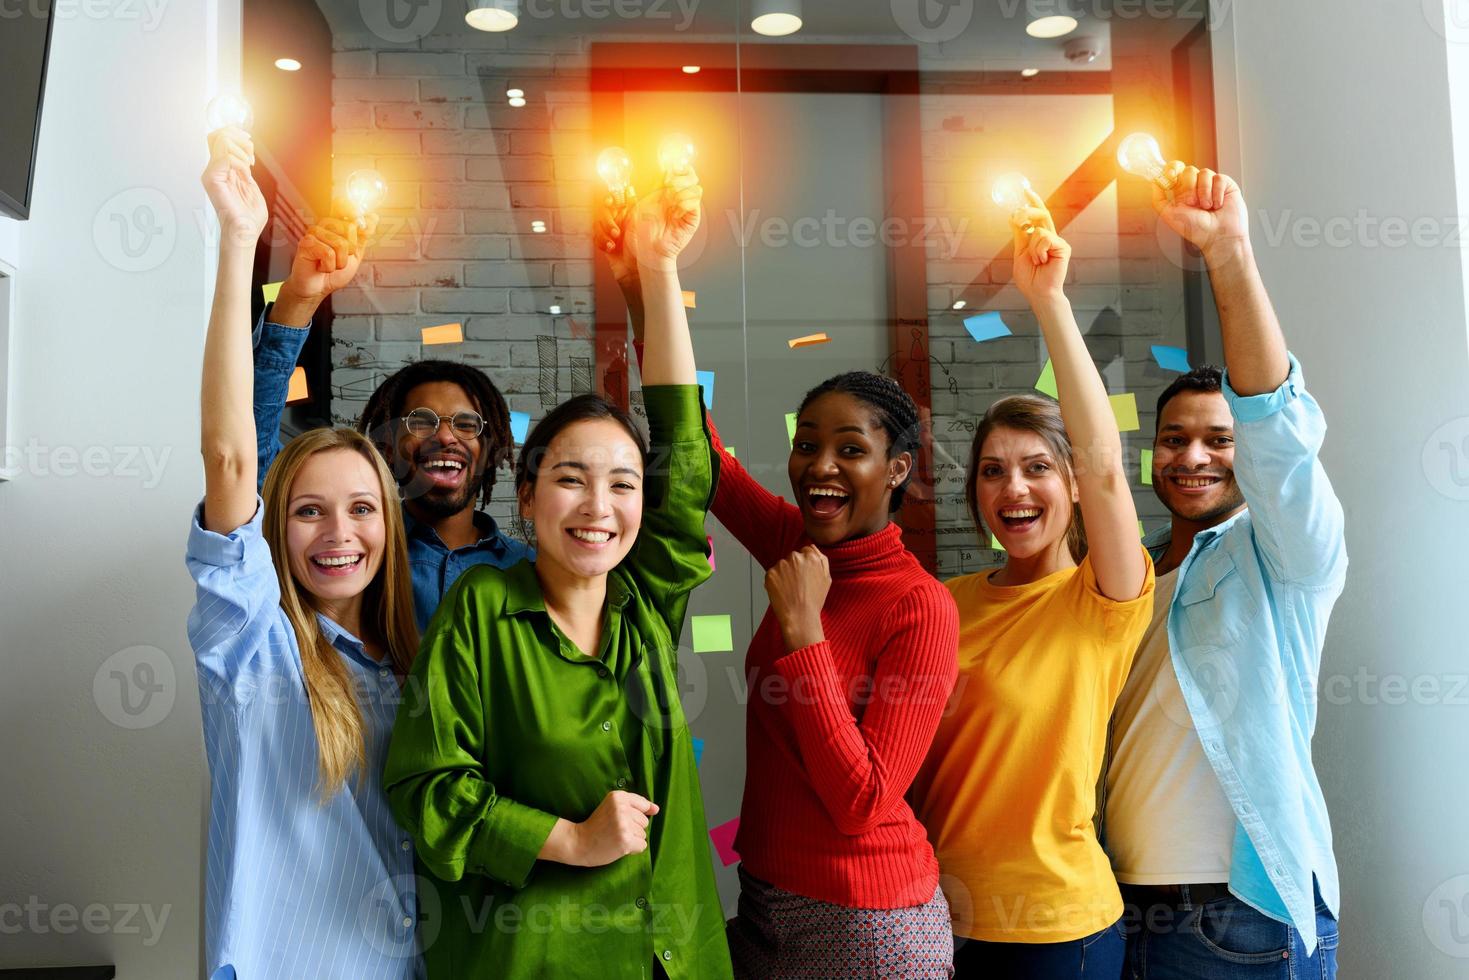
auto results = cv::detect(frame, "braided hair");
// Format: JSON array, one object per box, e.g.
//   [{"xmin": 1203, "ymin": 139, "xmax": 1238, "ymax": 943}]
[
  {"xmin": 796, "ymin": 371, "xmax": 921, "ymax": 513},
  {"xmin": 357, "ymin": 360, "xmax": 513, "ymax": 509}
]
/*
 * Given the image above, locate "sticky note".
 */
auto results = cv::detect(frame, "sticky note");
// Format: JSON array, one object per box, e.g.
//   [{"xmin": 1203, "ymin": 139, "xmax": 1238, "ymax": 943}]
[
  {"xmin": 1109, "ymin": 392, "xmax": 1140, "ymax": 432},
  {"xmin": 709, "ymin": 817, "xmax": 740, "ymax": 866},
  {"xmin": 262, "ymin": 281, "xmax": 283, "ymax": 303},
  {"xmin": 1151, "ymin": 345, "xmax": 1191, "ymax": 372},
  {"xmin": 697, "ymin": 370, "xmax": 715, "ymax": 410},
  {"xmin": 1140, "ymin": 449, "xmax": 1154, "ymax": 485},
  {"xmin": 962, "ymin": 311, "xmax": 1012, "ymax": 343},
  {"xmin": 787, "ymin": 333, "xmax": 830, "ymax": 349},
  {"xmin": 286, "ymin": 366, "xmax": 309, "ymax": 403},
  {"xmin": 421, "ymin": 322, "xmax": 463, "ymax": 345},
  {"xmin": 682, "ymin": 290, "xmax": 696, "ymax": 309},
  {"xmin": 691, "ymin": 614, "xmax": 734, "ymax": 654},
  {"xmin": 1035, "ymin": 360, "xmax": 1058, "ymax": 399},
  {"xmin": 509, "ymin": 411, "xmax": 530, "ymax": 444},
  {"xmin": 989, "ymin": 533, "xmax": 1005, "ymax": 553},
  {"xmin": 785, "ymin": 412, "xmax": 798, "ymax": 446},
  {"xmin": 706, "ymin": 535, "xmax": 716, "ymax": 571},
  {"xmin": 724, "ymin": 446, "xmax": 736, "ymax": 459},
  {"xmin": 692, "ymin": 737, "xmax": 705, "ymax": 766},
  {"xmin": 1139, "ymin": 520, "xmax": 1146, "ymax": 539}
]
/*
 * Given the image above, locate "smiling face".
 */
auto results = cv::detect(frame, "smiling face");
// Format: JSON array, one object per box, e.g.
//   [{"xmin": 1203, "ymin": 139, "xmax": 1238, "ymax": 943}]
[
  {"xmin": 518, "ymin": 418, "xmax": 644, "ymax": 581},
  {"xmin": 973, "ymin": 425, "xmax": 1078, "ymax": 561},
  {"xmin": 1152, "ymin": 389, "xmax": 1246, "ymax": 525},
  {"xmin": 394, "ymin": 380, "xmax": 488, "ymax": 519},
  {"xmin": 788, "ymin": 392, "xmax": 911, "ymax": 547},
  {"xmin": 284, "ymin": 448, "xmax": 388, "ymax": 605}
]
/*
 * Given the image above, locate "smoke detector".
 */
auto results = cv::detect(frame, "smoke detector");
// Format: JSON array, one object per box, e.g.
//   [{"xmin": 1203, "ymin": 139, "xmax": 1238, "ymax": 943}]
[{"xmin": 1064, "ymin": 36, "xmax": 1102, "ymax": 64}]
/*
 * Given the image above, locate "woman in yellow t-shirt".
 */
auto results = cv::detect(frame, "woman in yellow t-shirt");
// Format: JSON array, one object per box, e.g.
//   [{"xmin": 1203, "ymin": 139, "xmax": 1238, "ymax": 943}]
[{"xmin": 911, "ymin": 194, "xmax": 1154, "ymax": 979}]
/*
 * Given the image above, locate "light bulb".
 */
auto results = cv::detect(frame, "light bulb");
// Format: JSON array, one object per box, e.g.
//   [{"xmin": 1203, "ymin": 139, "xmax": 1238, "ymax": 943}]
[
  {"xmin": 595, "ymin": 146, "xmax": 632, "ymax": 194},
  {"xmin": 991, "ymin": 172, "xmax": 1036, "ymax": 236},
  {"xmin": 1118, "ymin": 132, "xmax": 1169, "ymax": 184},
  {"xmin": 657, "ymin": 133, "xmax": 695, "ymax": 175},
  {"xmin": 466, "ymin": 0, "xmax": 518, "ymax": 31},
  {"xmin": 205, "ymin": 93, "xmax": 253, "ymax": 132},
  {"xmin": 346, "ymin": 169, "xmax": 387, "ymax": 225}
]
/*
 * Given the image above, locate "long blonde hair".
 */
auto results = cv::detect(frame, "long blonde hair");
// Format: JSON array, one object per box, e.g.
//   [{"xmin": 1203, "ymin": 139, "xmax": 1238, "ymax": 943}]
[{"xmin": 261, "ymin": 428, "xmax": 418, "ymax": 798}]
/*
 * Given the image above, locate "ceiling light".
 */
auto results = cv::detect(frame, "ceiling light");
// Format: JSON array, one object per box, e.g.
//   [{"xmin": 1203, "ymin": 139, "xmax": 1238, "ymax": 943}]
[
  {"xmin": 506, "ymin": 87, "xmax": 524, "ymax": 99},
  {"xmin": 1020, "ymin": 67, "xmax": 1040, "ymax": 78},
  {"xmin": 1026, "ymin": 15, "xmax": 1077, "ymax": 38},
  {"xmin": 548, "ymin": 304, "xmax": 562, "ymax": 315},
  {"xmin": 952, "ymin": 300, "xmax": 967, "ymax": 310},
  {"xmin": 682, "ymin": 65, "xmax": 701, "ymax": 74},
  {"xmin": 508, "ymin": 96, "xmax": 527, "ymax": 108},
  {"xmin": 274, "ymin": 58, "xmax": 301, "ymax": 72},
  {"xmin": 751, "ymin": 0, "xmax": 802, "ymax": 36},
  {"xmin": 466, "ymin": 0, "xmax": 518, "ymax": 31}
]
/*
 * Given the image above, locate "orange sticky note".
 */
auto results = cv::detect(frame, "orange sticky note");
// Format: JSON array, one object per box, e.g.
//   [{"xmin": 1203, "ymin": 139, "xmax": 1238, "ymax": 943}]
[
  {"xmin": 788, "ymin": 333, "xmax": 830, "ymax": 349},
  {"xmin": 262, "ymin": 281, "xmax": 283, "ymax": 303},
  {"xmin": 286, "ymin": 366, "xmax": 309, "ymax": 403},
  {"xmin": 682, "ymin": 291, "xmax": 696, "ymax": 308},
  {"xmin": 421, "ymin": 322, "xmax": 464, "ymax": 345}
]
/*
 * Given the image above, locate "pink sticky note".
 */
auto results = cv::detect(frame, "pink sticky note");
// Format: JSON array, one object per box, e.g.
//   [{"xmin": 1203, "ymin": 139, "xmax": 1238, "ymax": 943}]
[
  {"xmin": 709, "ymin": 818, "xmax": 740, "ymax": 866},
  {"xmin": 707, "ymin": 536, "xmax": 716, "ymax": 571}
]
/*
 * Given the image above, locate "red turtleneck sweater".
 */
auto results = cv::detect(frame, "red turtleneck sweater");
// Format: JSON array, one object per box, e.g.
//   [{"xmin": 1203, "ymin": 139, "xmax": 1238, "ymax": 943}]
[{"xmin": 707, "ymin": 422, "xmax": 958, "ymax": 909}]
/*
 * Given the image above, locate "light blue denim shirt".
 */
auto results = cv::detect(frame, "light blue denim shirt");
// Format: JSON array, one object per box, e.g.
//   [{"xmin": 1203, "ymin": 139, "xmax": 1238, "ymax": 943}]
[
  {"xmin": 1142, "ymin": 353, "xmax": 1346, "ymax": 954},
  {"xmin": 186, "ymin": 498, "xmax": 421, "ymax": 980},
  {"xmin": 252, "ymin": 312, "xmax": 532, "ymax": 631}
]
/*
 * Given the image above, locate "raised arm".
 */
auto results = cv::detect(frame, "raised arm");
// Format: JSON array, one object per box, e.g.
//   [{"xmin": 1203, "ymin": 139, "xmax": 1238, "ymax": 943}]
[
  {"xmin": 199, "ymin": 128, "xmax": 269, "ymax": 535},
  {"xmin": 1011, "ymin": 192, "xmax": 1147, "ymax": 600},
  {"xmin": 631, "ymin": 165, "xmax": 702, "ymax": 386}
]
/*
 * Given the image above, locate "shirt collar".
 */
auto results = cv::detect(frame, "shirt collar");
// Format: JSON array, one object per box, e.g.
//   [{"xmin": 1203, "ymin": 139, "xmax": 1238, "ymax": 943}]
[
  {"xmin": 314, "ymin": 612, "xmax": 381, "ymax": 666},
  {"xmin": 1146, "ymin": 508, "xmax": 1252, "ymax": 562},
  {"xmin": 501, "ymin": 560, "xmax": 634, "ymax": 616},
  {"xmin": 403, "ymin": 508, "xmax": 511, "ymax": 555}
]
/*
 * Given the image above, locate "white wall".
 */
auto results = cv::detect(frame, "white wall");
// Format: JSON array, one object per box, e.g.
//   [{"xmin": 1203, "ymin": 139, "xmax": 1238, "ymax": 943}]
[
  {"xmin": 1220, "ymin": 2, "xmax": 1469, "ymax": 976},
  {"xmin": 0, "ymin": 0, "xmax": 239, "ymax": 975}
]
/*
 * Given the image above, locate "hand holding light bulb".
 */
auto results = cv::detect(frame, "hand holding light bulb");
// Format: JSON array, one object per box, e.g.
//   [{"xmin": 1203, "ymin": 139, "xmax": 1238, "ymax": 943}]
[
  {"xmin": 270, "ymin": 212, "xmax": 379, "ymax": 327},
  {"xmin": 345, "ymin": 169, "xmax": 387, "ymax": 229},
  {"xmin": 596, "ymin": 147, "xmax": 633, "ymax": 196},
  {"xmin": 1151, "ymin": 163, "xmax": 1249, "ymax": 261},
  {"xmin": 1008, "ymin": 187, "xmax": 1069, "ymax": 304},
  {"xmin": 633, "ymin": 162, "xmax": 703, "ymax": 274},
  {"xmin": 201, "ymin": 127, "xmax": 268, "ymax": 249},
  {"xmin": 992, "ymin": 172, "xmax": 1037, "ymax": 236},
  {"xmin": 656, "ymin": 134, "xmax": 695, "ymax": 178},
  {"xmin": 206, "ymin": 93, "xmax": 254, "ymax": 133}
]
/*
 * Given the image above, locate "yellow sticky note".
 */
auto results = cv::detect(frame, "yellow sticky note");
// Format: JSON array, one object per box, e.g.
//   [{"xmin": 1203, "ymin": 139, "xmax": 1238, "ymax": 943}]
[
  {"xmin": 787, "ymin": 333, "xmax": 830, "ymax": 349},
  {"xmin": 1110, "ymin": 392, "xmax": 1140, "ymax": 432},
  {"xmin": 691, "ymin": 615, "xmax": 734, "ymax": 653},
  {"xmin": 421, "ymin": 322, "xmax": 464, "ymax": 345},
  {"xmin": 1140, "ymin": 449, "xmax": 1154, "ymax": 486},
  {"xmin": 1035, "ymin": 360, "xmax": 1058, "ymax": 399},
  {"xmin": 785, "ymin": 412, "xmax": 798, "ymax": 446},
  {"xmin": 682, "ymin": 290, "xmax": 696, "ymax": 309},
  {"xmin": 286, "ymin": 366, "xmax": 309, "ymax": 403},
  {"xmin": 262, "ymin": 281, "xmax": 283, "ymax": 303}
]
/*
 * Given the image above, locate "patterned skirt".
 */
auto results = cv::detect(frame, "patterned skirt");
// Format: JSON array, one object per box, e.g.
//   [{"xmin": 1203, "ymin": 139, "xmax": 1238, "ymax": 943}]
[{"xmin": 727, "ymin": 867, "xmax": 955, "ymax": 979}]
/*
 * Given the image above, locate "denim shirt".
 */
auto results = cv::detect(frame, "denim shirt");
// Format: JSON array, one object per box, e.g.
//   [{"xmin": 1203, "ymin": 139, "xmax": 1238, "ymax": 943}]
[
  {"xmin": 252, "ymin": 312, "xmax": 532, "ymax": 630},
  {"xmin": 1142, "ymin": 353, "xmax": 1346, "ymax": 954}
]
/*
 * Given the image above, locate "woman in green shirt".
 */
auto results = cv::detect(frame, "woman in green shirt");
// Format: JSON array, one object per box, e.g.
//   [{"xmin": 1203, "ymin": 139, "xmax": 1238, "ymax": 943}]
[{"xmin": 383, "ymin": 169, "xmax": 731, "ymax": 979}]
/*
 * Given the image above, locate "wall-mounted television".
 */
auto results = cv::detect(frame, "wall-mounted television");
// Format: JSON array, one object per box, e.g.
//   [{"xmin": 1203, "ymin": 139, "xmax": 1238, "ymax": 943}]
[{"xmin": 0, "ymin": 0, "xmax": 57, "ymax": 220}]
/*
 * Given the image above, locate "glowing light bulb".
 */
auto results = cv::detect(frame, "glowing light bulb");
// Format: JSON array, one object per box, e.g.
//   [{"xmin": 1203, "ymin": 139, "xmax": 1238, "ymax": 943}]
[
  {"xmin": 1118, "ymin": 132, "xmax": 1170, "ymax": 185},
  {"xmin": 205, "ymin": 93, "xmax": 253, "ymax": 132},
  {"xmin": 595, "ymin": 147, "xmax": 632, "ymax": 194},
  {"xmin": 346, "ymin": 169, "xmax": 387, "ymax": 226},
  {"xmin": 991, "ymin": 172, "xmax": 1036, "ymax": 235},
  {"xmin": 657, "ymin": 133, "xmax": 695, "ymax": 175}
]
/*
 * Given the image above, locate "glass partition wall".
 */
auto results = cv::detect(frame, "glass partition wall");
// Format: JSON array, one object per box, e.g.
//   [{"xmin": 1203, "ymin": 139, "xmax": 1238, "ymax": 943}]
[{"xmin": 253, "ymin": 0, "xmax": 1218, "ymax": 911}]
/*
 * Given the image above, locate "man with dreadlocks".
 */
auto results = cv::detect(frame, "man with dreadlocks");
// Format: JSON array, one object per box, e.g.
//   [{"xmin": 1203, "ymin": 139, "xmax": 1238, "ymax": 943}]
[{"xmin": 251, "ymin": 214, "xmax": 531, "ymax": 630}]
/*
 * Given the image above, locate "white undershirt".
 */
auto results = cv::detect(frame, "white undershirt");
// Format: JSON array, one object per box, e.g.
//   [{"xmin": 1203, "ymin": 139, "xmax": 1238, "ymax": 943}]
[{"xmin": 1104, "ymin": 567, "xmax": 1237, "ymax": 885}]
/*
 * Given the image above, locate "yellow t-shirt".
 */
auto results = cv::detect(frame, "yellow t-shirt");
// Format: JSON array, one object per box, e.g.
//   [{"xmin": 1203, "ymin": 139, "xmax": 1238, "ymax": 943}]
[{"xmin": 912, "ymin": 551, "xmax": 1155, "ymax": 943}]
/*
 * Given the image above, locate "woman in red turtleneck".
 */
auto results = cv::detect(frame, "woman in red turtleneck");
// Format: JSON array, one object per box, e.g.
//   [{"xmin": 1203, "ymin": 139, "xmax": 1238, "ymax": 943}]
[{"xmin": 597, "ymin": 174, "xmax": 959, "ymax": 979}]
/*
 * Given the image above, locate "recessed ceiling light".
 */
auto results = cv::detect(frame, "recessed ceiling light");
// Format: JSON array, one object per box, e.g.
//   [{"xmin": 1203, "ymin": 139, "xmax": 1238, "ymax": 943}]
[
  {"xmin": 751, "ymin": 0, "xmax": 802, "ymax": 36},
  {"xmin": 549, "ymin": 304, "xmax": 562, "ymax": 315},
  {"xmin": 466, "ymin": 0, "xmax": 518, "ymax": 31},
  {"xmin": 531, "ymin": 222, "xmax": 546, "ymax": 233},
  {"xmin": 274, "ymin": 58, "xmax": 301, "ymax": 71},
  {"xmin": 508, "ymin": 96, "xmax": 527, "ymax": 108},
  {"xmin": 1026, "ymin": 15, "xmax": 1077, "ymax": 38},
  {"xmin": 1021, "ymin": 67, "xmax": 1040, "ymax": 78},
  {"xmin": 506, "ymin": 87, "xmax": 524, "ymax": 99},
  {"xmin": 682, "ymin": 65, "xmax": 701, "ymax": 74},
  {"xmin": 952, "ymin": 300, "xmax": 967, "ymax": 310}
]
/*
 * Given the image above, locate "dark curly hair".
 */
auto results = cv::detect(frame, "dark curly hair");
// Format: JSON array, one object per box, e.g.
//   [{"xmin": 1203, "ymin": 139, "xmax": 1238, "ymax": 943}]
[
  {"xmin": 357, "ymin": 360, "xmax": 513, "ymax": 509},
  {"xmin": 796, "ymin": 371, "xmax": 921, "ymax": 513},
  {"xmin": 1155, "ymin": 365, "xmax": 1224, "ymax": 425}
]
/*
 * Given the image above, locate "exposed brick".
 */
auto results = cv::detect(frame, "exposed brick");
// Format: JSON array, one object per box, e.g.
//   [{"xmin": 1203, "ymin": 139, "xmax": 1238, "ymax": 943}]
[
  {"xmin": 467, "ymin": 53, "xmax": 556, "ymax": 73},
  {"xmin": 509, "ymin": 184, "xmax": 588, "ymax": 209},
  {"xmin": 332, "ymin": 78, "xmax": 418, "ymax": 103},
  {"xmin": 467, "ymin": 261, "xmax": 551, "ymax": 287},
  {"xmin": 465, "ymin": 104, "xmax": 553, "ymax": 130},
  {"xmin": 333, "ymin": 287, "xmax": 419, "ymax": 315},
  {"xmin": 509, "ymin": 236, "xmax": 588, "ymax": 260},
  {"xmin": 423, "ymin": 288, "xmax": 509, "ymax": 314},
  {"xmin": 333, "ymin": 131, "xmax": 421, "ymax": 157},
  {"xmin": 464, "ymin": 211, "xmax": 528, "ymax": 235},
  {"xmin": 374, "ymin": 157, "xmax": 464, "ymax": 183},
  {"xmin": 374, "ymin": 104, "xmax": 462, "ymax": 130},
  {"xmin": 551, "ymin": 105, "xmax": 589, "ymax": 130},
  {"xmin": 375, "ymin": 315, "xmax": 479, "ymax": 342},
  {"xmin": 553, "ymin": 261, "xmax": 593, "ymax": 287},
  {"xmin": 469, "ymin": 156, "xmax": 554, "ymax": 182},
  {"xmin": 509, "ymin": 288, "xmax": 591, "ymax": 314},
  {"xmin": 419, "ymin": 78, "xmax": 497, "ymax": 103},
  {"xmin": 465, "ymin": 315, "xmax": 549, "ymax": 341},
  {"xmin": 421, "ymin": 183, "xmax": 512, "ymax": 210},
  {"xmin": 331, "ymin": 51, "xmax": 375, "ymax": 78},
  {"xmin": 374, "ymin": 262, "xmax": 463, "ymax": 287},
  {"xmin": 422, "ymin": 131, "xmax": 512, "ymax": 156},
  {"xmin": 423, "ymin": 236, "xmax": 513, "ymax": 260},
  {"xmin": 331, "ymin": 316, "xmax": 376, "ymax": 342},
  {"xmin": 378, "ymin": 52, "xmax": 465, "ymax": 76},
  {"xmin": 418, "ymin": 32, "xmax": 509, "ymax": 52}
]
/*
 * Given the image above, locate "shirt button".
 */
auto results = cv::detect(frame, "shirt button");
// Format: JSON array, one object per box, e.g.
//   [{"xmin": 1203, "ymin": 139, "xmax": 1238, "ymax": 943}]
[
  {"xmin": 402, "ymin": 915, "xmax": 413, "ymax": 929},
  {"xmin": 379, "ymin": 668, "xmax": 391, "ymax": 680},
  {"xmin": 616, "ymin": 777, "xmax": 628, "ymax": 789},
  {"xmin": 636, "ymin": 897, "xmax": 648, "ymax": 909},
  {"xmin": 598, "ymin": 667, "xmax": 609, "ymax": 679},
  {"xmin": 401, "ymin": 839, "xmax": 412, "ymax": 851},
  {"xmin": 662, "ymin": 950, "xmax": 673, "ymax": 961},
  {"xmin": 602, "ymin": 721, "xmax": 612, "ymax": 731}
]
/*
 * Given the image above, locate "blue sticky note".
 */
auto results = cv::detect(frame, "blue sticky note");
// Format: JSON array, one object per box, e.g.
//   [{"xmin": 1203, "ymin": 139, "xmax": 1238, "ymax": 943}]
[
  {"xmin": 1151, "ymin": 345, "xmax": 1191, "ymax": 372},
  {"xmin": 962, "ymin": 312, "xmax": 1012, "ymax": 343},
  {"xmin": 692, "ymin": 737, "xmax": 705, "ymax": 765},
  {"xmin": 509, "ymin": 411, "xmax": 530, "ymax": 444},
  {"xmin": 696, "ymin": 370, "xmax": 715, "ymax": 410}
]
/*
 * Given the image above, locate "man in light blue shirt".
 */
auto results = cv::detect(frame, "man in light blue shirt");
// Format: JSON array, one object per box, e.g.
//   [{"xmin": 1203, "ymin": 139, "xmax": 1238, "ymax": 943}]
[
  {"xmin": 253, "ymin": 216, "xmax": 531, "ymax": 630},
  {"xmin": 1106, "ymin": 164, "xmax": 1346, "ymax": 978}
]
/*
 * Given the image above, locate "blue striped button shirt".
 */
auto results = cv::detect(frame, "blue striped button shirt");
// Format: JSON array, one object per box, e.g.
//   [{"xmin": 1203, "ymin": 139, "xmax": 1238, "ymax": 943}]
[{"xmin": 186, "ymin": 498, "xmax": 422, "ymax": 980}]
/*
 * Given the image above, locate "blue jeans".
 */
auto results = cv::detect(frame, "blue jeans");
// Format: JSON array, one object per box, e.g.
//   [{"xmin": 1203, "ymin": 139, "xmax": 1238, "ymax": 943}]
[
  {"xmin": 1120, "ymin": 883, "xmax": 1339, "ymax": 979},
  {"xmin": 953, "ymin": 920, "xmax": 1125, "ymax": 979}
]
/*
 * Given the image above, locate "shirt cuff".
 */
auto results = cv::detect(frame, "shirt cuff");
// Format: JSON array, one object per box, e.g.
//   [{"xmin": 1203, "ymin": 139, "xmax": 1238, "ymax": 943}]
[
  {"xmin": 472, "ymin": 797, "xmax": 560, "ymax": 890},
  {"xmin": 643, "ymin": 384, "xmax": 708, "ymax": 445},
  {"xmin": 253, "ymin": 306, "xmax": 312, "ymax": 355},
  {"xmin": 1222, "ymin": 352, "xmax": 1304, "ymax": 424},
  {"xmin": 186, "ymin": 496, "xmax": 265, "ymax": 566}
]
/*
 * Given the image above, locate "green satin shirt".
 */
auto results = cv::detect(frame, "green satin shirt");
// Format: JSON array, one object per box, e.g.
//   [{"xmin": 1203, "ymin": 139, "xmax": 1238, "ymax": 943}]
[{"xmin": 383, "ymin": 384, "xmax": 732, "ymax": 980}]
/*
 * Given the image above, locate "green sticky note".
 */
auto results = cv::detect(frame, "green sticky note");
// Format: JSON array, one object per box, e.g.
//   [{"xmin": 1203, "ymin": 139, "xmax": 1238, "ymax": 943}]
[
  {"xmin": 785, "ymin": 412, "xmax": 798, "ymax": 446},
  {"xmin": 989, "ymin": 533, "xmax": 1005, "ymax": 552},
  {"xmin": 1139, "ymin": 520, "xmax": 1146, "ymax": 539},
  {"xmin": 262, "ymin": 281, "xmax": 283, "ymax": 303},
  {"xmin": 725, "ymin": 446, "xmax": 737, "ymax": 459},
  {"xmin": 691, "ymin": 615, "xmax": 734, "ymax": 654},
  {"xmin": 1110, "ymin": 392, "xmax": 1140, "ymax": 432},
  {"xmin": 1035, "ymin": 360, "xmax": 1058, "ymax": 399},
  {"xmin": 1140, "ymin": 449, "xmax": 1154, "ymax": 486}
]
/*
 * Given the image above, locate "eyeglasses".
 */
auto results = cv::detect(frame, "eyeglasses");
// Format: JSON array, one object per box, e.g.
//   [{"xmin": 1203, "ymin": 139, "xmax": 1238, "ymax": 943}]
[{"xmin": 401, "ymin": 408, "xmax": 486, "ymax": 439}]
